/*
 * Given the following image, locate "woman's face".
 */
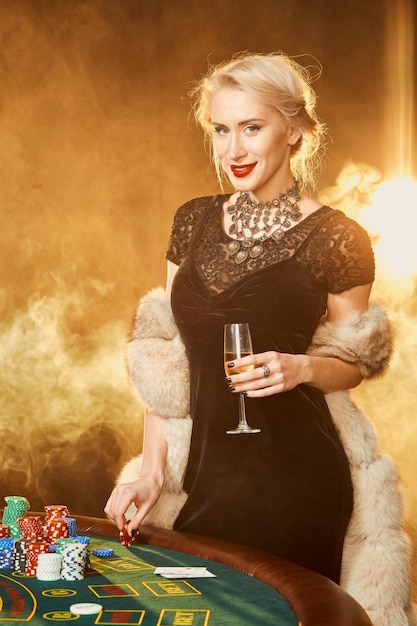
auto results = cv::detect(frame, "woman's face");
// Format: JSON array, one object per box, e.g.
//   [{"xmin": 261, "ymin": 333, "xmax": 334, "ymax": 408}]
[{"xmin": 210, "ymin": 88, "xmax": 300, "ymax": 201}]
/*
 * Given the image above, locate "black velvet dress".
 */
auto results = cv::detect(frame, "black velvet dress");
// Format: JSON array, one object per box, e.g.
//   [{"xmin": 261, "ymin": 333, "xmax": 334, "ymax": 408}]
[{"xmin": 166, "ymin": 195, "xmax": 375, "ymax": 583}]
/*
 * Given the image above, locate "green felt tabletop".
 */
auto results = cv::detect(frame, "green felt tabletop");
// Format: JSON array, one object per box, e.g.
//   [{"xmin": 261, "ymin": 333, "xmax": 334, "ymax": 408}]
[{"xmin": 0, "ymin": 534, "xmax": 297, "ymax": 625}]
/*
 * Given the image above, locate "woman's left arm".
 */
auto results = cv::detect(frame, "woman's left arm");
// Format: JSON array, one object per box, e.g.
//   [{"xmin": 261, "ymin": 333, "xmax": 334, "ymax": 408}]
[
  {"xmin": 297, "ymin": 282, "xmax": 372, "ymax": 394},
  {"xmin": 227, "ymin": 283, "xmax": 372, "ymax": 397}
]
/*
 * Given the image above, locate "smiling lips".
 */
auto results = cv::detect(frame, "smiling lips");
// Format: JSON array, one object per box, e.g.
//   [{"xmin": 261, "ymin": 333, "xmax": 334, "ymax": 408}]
[{"xmin": 230, "ymin": 163, "xmax": 256, "ymax": 178}]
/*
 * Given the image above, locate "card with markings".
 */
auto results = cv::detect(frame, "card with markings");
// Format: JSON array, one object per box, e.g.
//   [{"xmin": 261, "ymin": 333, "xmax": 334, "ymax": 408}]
[{"xmin": 154, "ymin": 567, "xmax": 216, "ymax": 578}]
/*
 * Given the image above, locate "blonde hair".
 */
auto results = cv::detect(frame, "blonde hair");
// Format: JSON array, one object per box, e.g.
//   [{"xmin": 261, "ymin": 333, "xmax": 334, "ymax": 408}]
[{"xmin": 191, "ymin": 52, "xmax": 326, "ymax": 191}]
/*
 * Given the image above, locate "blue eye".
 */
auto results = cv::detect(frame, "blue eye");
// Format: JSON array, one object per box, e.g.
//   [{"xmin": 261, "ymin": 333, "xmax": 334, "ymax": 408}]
[
  {"xmin": 213, "ymin": 126, "xmax": 229, "ymax": 135},
  {"xmin": 245, "ymin": 125, "xmax": 260, "ymax": 133}
]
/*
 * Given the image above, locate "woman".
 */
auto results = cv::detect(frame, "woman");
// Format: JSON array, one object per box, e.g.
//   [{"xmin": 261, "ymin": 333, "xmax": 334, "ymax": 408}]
[{"xmin": 105, "ymin": 53, "xmax": 414, "ymax": 624}]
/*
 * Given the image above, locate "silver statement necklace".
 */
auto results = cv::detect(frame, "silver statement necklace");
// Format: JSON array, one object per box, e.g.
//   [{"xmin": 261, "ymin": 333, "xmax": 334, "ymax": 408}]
[{"xmin": 226, "ymin": 180, "xmax": 302, "ymax": 264}]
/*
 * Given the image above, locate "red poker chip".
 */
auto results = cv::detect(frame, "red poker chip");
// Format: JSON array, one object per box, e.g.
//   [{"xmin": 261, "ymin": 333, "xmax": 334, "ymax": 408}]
[{"xmin": 119, "ymin": 523, "xmax": 137, "ymax": 547}]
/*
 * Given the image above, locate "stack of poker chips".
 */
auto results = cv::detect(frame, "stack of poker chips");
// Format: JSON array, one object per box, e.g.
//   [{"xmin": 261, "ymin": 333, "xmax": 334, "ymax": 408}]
[
  {"xmin": 44, "ymin": 505, "xmax": 70, "ymax": 523},
  {"xmin": 12, "ymin": 539, "xmax": 31, "ymax": 573},
  {"xmin": 60, "ymin": 542, "xmax": 89, "ymax": 581},
  {"xmin": 2, "ymin": 496, "xmax": 30, "ymax": 538},
  {"xmin": 55, "ymin": 517, "xmax": 77, "ymax": 537},
  {"xmin": 91, "ymin": 547, "xmax": 114, "ymax": 557},
  {"xmin": 46, "ymin": 518, "xmax": 70, "ymax": 544},
  {"xmin": 1, "ymin": 496, "xmax": 29, "ymax": 558},
  {"xmin": 55, "ymin": 537, "xmax": 80, "ymax": 552},
  {"xmin": 18, "ymin": 516, "xmax": 44, "ymax": 541},
  {"xmin": 72, "ymin": 535, "xmax": 91, "ymax": 568},
  {"xmin": 37, "ymin": 553, "xmax": 63, "ymax": 581},
  {"xmin": 0, "ymin": 524, "xmax": 9, "ymax": 538},
  {"xmin": 56, "ymin": 537, "xmax": 88, "ymax": 572},
  {"xmin": 0, "ymin": 538, "xmax": 15, "ymax": 569},
  {"xmin": 0, "ymin": 497, "xmax": 95, "ymax": 580},
  {"xmin": 25, "ymin": 541, "xmax": 50, "ymax": 577}
]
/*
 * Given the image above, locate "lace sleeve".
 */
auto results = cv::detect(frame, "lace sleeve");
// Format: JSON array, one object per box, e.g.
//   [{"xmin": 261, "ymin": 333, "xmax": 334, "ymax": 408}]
[
  {"xmin": 166, "ymin": 197, "xmax": 212, "ymax": 266},
  {"xmin": 315, "ymin": 210, "xmax": 375, "ymax": 293}
]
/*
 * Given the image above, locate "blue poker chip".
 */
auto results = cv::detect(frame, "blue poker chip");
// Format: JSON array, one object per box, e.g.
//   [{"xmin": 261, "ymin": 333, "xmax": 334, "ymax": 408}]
[{"xmin": 91, "ymin": 548, "xmax": 114, "ymax": 558}]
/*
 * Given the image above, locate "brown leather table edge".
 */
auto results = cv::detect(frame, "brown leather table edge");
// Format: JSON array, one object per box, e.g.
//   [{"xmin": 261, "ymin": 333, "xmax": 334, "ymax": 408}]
[{"xmin": 73, "ymin": 514, "xmax": 371, "ymax": 626}]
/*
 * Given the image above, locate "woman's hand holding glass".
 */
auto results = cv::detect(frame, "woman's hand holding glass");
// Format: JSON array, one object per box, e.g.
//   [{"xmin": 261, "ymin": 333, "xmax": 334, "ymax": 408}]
[
  {"xmin": 224, "ymin": 323, "xmax": 260, "ymax": 434},
  {"xmin": 226, "ymin": 350, "xmax": 307, "ymax": 397}
]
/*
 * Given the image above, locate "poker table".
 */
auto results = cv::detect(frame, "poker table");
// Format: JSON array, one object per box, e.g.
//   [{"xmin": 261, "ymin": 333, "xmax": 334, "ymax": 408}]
[{"xmin": 0, "ymin": 513, "xmax": 371, "ymax": 625}]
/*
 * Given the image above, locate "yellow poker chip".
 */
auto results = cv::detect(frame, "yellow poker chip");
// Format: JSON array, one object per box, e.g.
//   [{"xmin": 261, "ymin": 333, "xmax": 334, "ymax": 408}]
[{"xmin": 70, "ymin": 602, "xmax": 103, "ymax": 615}]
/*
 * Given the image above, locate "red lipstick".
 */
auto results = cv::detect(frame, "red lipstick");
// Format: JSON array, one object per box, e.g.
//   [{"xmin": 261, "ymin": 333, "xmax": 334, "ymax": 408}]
[{"xmin": 231, "ymin": 163, "xmax": 256, "ymax": 178}]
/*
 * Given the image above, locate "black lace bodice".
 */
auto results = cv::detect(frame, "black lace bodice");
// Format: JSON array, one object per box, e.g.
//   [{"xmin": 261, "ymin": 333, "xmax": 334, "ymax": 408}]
[{"xmin": 166, "ymin": 195, "xmax": 375, "ymax": 295}]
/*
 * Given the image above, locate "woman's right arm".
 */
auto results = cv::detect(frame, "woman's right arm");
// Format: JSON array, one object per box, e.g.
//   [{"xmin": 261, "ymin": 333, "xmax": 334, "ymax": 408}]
[
  {"xmin": 104, "ymin": 261, "xmax": 180, "ymax": 535},
  {"xmin": 104, "ymin": 409, "xmax": 168, "ymax": 534}
]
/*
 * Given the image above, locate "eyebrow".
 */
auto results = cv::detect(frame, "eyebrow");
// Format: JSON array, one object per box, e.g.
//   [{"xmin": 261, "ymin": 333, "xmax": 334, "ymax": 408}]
[{"xmin": 212, "ymin": 117, "xmax": 266, "ymax": 126}]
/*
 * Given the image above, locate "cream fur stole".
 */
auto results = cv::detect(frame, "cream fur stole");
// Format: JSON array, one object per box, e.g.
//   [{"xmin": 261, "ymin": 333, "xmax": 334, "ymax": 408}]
[{"xmin": 120, "ymin": 287, "xmax": 416, "ymax": 626}]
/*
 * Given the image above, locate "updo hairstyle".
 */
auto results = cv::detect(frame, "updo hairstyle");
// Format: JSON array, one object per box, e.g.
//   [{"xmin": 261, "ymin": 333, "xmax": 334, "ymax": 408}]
[{"xmin": 191, "ymin": 52, "xmax": 326, "ymax": 191}]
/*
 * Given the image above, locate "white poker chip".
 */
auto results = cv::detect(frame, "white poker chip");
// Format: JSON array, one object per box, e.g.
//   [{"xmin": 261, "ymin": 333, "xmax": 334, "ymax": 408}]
[{"xmin": 70, "ymin": 603, "xmax": 103, "ymax": 615}]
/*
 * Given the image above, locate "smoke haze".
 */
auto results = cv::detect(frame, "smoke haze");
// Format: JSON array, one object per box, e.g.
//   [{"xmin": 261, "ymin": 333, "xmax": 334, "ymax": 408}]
[{"xmin": 0, "ymin": 0, "xmax": 415, "ymax": 591}]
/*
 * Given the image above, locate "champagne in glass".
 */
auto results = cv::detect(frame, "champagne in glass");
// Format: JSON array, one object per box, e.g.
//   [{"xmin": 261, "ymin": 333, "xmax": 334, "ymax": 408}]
[{"xmin": 224, "ymin": 323, "xmax": 261, "ymax": 434}]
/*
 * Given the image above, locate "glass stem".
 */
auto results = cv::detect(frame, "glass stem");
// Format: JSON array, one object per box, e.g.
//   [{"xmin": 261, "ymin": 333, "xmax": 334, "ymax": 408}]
[{"xmin": 238, "ymin": 393, "xmax": 250, "ymax": 428}]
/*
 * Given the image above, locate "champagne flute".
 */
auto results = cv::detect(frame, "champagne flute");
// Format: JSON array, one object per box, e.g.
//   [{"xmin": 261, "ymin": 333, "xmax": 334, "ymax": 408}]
[{"xmin": 224, "ymin": 323, "xmax": 261, "ymax": 434}]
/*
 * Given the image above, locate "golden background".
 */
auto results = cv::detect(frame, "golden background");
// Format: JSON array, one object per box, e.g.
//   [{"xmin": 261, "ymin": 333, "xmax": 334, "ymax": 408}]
[{"xmin": 1, "ymin": 0, "xmax": 416, "ymax": 591}]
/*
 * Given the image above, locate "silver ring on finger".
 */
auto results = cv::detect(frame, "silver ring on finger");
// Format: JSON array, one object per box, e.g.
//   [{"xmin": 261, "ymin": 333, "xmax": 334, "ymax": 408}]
[{"xmin": 262, "ymin": 365, "xmax": 270, "ymax": 378}]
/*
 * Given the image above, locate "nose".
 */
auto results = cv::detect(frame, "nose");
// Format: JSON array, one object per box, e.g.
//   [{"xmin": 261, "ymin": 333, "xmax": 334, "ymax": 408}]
[{"xmin": 228, "ymin": 132, "xmax": 247, "ymax": 161}]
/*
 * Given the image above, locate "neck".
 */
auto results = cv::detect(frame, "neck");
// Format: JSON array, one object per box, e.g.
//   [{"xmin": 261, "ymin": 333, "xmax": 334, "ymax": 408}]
[
  {"xmin": 241, "ymin": 180, "xmax": 299, "ymax": 204},
  {"xmin": 226, "ymin": 179, "xmax": 303, "ymax": 264},
  {"xmin": 244, "ymin": 178, "xmax": 298, "ymax": 204}
]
